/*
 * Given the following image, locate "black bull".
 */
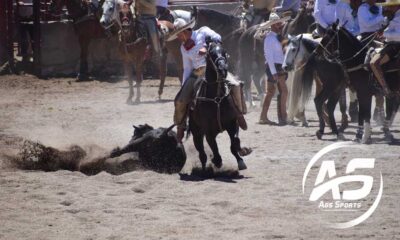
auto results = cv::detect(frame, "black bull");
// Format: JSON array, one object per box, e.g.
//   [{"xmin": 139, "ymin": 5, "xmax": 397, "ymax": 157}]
[{"xmin": 110, "ymin": 124, "xmax": 186, "ymax": 173}]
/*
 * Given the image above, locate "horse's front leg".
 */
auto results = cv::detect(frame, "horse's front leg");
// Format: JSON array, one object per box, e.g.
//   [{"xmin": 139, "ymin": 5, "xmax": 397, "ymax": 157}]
[
  {"xmin": 339, "ymin": 88, "xmax": 348, "ymax": 131},
  {"xmin": 134, "ymin": 61, "xmax": 143, "ymax": 103},
  {"xmin": 205, "ymin": 134, "xmax": 222, "ymax": 168},
  {"xmin": 314, "ymin": 89, "xmax": 328, "ymax": 140},
  {"xmin": 226, "ymin": 122, "xmax": 247, "ymax": 170},
  {"xmin": 190, "ymin": 118, "xmax": 207, "ymax": 171},
  {"xmin": 125, "ymin": 60, "xmax": 134, "ymax": 104},
  {"xmin": 358, "ymin": 92, "xmax": 373, "ymax": 144},
  {"xmin": 327, "ymin": 92, "xmax": 344, "ymax": 140}
]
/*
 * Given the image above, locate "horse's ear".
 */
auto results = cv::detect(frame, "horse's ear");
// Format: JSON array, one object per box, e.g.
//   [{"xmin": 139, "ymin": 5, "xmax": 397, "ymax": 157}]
[{"xmin": 288, "ymin": 34, "xmax": 293, "ymax": 41}]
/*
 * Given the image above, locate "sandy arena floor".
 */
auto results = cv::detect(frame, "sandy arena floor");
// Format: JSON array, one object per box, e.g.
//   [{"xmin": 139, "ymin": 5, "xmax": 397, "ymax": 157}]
[{"xmin": 0, "ymin": 74, "xmax": 399, "ymax": 239}]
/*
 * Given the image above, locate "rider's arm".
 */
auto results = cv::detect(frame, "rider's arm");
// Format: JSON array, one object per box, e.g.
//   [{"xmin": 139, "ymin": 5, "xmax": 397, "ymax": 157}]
[
  {"xmin": 202, "ymin": 27, "xmax": 222, "ymax": 44},
  {"xmin": 314, "ymin": 0, "xmax": 329, "ymax": 28}
]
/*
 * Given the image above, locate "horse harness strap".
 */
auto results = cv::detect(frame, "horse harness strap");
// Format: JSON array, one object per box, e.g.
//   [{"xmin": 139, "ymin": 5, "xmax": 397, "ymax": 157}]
[{"xmin": 196, "ymin": 83, "xmax": 230, "ymax": 133}]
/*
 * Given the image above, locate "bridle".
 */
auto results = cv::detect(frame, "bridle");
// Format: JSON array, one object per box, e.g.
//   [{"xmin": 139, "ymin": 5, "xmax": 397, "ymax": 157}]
[{"xmin": 196, "ymin": 43, "xmax": 230, "ymax": 132}]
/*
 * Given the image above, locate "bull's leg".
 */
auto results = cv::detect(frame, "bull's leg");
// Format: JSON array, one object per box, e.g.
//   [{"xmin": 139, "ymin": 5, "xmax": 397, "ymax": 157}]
[
  {"xmin": 205, "ymin": 134, "xmax": 222, "ymax": 169},
  {"xmin": 109, "ymin": 136, "xmax": 149, "ymax": 158},
  {"xmin": 226, "ymin": 122, "xmax": 247, "ymax": 170}
]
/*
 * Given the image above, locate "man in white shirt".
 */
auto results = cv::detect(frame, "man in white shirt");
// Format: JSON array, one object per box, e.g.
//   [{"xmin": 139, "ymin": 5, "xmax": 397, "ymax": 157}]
[
  {"xmin": 275, "ymin": 0, "xmax": 301, "ymax": 18},
  {"xmin": 358, "ymin": 0, "xmax": 386, "ymax": 40},
  {"xmin": 259, "ymin": 13, "xmax": 290, "ymax": 125},
  {"xmin": 370, "ymin": 0, "xmax": 400, "ymax": 97},
  {"xmin": 314, "ymin": 0, "xmax": 339, "ymax": 35},
  {"xmin": 167, "ymin": 19, "xmax": 247, "ymax": 142},
  {"xmin": 336, "ymin": 0, "xmax": 362, "ymax": 36}
]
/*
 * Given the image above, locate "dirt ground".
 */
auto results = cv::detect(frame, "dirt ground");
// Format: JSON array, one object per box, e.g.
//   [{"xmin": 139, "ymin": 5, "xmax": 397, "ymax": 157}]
[{"xmin": 0, "ymin": 74, "xmax": 399, "ymax": 240}]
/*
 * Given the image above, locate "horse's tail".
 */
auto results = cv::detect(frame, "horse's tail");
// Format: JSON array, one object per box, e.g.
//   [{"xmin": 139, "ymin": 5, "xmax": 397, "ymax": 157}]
[{"xmin": 287, "ymin": 61, "xmax": 314, "ymax": 119}]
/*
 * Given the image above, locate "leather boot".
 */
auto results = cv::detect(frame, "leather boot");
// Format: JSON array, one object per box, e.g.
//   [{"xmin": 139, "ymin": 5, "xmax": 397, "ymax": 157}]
[{"xmin": 231, "ymin": 85, "xmax": 248, "ymax": 130}]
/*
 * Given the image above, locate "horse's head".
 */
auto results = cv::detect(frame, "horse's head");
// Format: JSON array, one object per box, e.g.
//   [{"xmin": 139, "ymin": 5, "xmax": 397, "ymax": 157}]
[
  {"xmin": 206, "ymin": 40, "xmax": 228, "ymax": 80},
  {"xmin": 100, "ymin": 0, "xmax": 120, "ymax": 29},
  {"xmin": 118, "ymin": 0, "xmax": 135, "ymax": 35},
  {"xmin": 283, "ymin": 34, "xmax": 318, "ymax": 72}
]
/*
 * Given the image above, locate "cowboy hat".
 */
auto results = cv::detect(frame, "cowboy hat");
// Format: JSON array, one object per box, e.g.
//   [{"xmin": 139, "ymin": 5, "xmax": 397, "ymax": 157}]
[
  {"xmin": 166, "ymin": 18, "xmax": 196, "ymax": 41},
  {"xmin": 258, "ymin": 13, "xmax": 291, "ymax": 31},
  {"xmin": 377, "ymin": 0, "xmax": 400, "ymax": 6}
]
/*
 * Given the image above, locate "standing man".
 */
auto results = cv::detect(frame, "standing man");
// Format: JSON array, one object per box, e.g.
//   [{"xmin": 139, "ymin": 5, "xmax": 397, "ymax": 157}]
[
  {"xmin": 136, "ymin": 0, "xmax": 161, "ymax": 57},
  {"xmin": 167, "ymin": 19, "xmax": 248, "ymax": 142},
  {"xmin": 358, "ymin": 0, "xmax": 386, "ymax": 40},
  {"xmin": 259, "ymin": 13, "xmax": 290, "ymax": 125},
  {"xmin": 314, "ymin": 0, "xmax": 339, "ymax": 35}
]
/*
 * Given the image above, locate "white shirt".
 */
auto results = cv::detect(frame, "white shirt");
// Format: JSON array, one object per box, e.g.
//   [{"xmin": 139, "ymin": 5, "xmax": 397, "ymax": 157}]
[
  {"xmin": 358, "ymin": 3, "xmax": 385, "ymax": 34},
  {"xmin": 335, "ymin": 1, "xmax": 360, "ymax": 36},
  {"xmin": 384, "ymin": 9, "xmax": 400, "ymax": 42},
  {"xmin": 264, "ymin": 31, "xmax": 284, "ymax": 75},
  {"xmin": 181, "ymin": 27, "xmax": 222, "ymax": 84},
  {"xmin": 313, "ymin": 0, "xmax": 338, "ymax": 28},
  {"xmin": 155, "ymin": 0, "xmax": 168, "ymax": 7}
]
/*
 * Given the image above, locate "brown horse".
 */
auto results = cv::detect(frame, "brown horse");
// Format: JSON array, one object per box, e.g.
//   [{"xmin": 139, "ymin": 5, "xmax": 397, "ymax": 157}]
[
  {"xmin": 50, "ymin": 0, "xmax": 106, "ymax": 81},
  {"xmin": 100, "ymin": 0, "xmax": 184, "ymax": 103}
]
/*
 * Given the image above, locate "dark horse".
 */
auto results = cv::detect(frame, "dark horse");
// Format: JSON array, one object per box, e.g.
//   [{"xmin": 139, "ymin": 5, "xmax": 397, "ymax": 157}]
[
  {"xmin": 238, "ymin": 6, "xmax": 315, "ymax": 107},
  {"xmin": 192, "ymin": 7, "xmax": 242, "ymax": 73},
  {"xmin": 51, "ymin": 0, "xmax": 106, "ymax": 81},
  {"xmin": 283, "ymin": 34, "xmax": 347, "ymax": 140},
  {"xmin": 321, "ymin": 25, "xmax": 400, "ymax": 143},
  {"xmin": 189, "ymin": 42, "xmax": 248, "ymax": 171}
]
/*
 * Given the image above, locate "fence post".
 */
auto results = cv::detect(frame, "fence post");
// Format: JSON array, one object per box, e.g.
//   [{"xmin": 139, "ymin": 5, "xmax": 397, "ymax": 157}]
[{"xmin": 33, "ymin": 0, "xmax": 42, "ymax": 76}]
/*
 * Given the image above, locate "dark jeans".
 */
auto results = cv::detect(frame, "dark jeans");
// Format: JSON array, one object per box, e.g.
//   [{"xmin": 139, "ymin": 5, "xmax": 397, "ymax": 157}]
[{"xmin": 265, "ymin": 63, "xmax": 286, "ymax": 83}]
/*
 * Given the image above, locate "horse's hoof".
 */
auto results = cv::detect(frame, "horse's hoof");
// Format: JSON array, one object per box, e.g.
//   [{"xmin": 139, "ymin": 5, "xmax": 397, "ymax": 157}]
[
  {"xmin": 212, "ymin": 157, "xmax": 222, "ymax": 168},
  {"xmin": 135, "ymin": 98, "xmax": 141, "ymax": 103},
  {"xmin": 384, "ymin": 132, "xmax": 394, "ymax": 143},
  {"xmin": 237, "ymin": 159, "xmax": 247, "ymax": 171},
  {"xmin": 316, "ymin": 130, "xmax": 323, "ymax": 140},
  {"xmin": 126, "ymin": 99, "xmax": 134, "ymax": 105},
  {"xmin": 361, "ymin": 135, "xmax": 372, "ymax": 144},
  {"xmin": 337, "ymin": 133, "xmax": 346, "ymax": 141},
  {"xmin": 302, "ymin": 121, "xmax": 309, "ymax": 128}
]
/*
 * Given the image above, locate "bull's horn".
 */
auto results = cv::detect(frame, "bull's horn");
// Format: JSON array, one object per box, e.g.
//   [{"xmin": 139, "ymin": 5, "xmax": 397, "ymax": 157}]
[{"xmin": 161, "ymin": 124, "xmax": 176, "ymax": 136}]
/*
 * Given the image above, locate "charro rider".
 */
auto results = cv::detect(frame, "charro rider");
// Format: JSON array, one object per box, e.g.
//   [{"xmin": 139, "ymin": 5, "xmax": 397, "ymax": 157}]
[
  {"xmin": 358, "ymin": 0, "xmax": 386, "ymax": 41},
  {"xmin": 313, "ymin": 0, "xmax": 339, "ymax": 36},
  {"xmin": 243, "ymin": 0, "xmax": 277, "ymax": 27},
  {"xmin": 135, "ymin": 0, "xmax": 161, "ymax": 57},
  {"xmin": 336, "ymin": 0, "xmax": 362, "ymax": 36},
  {"xmin": 369, "ymin": 0, "xmax": 400, "ymax": 97},
  {"xmin": 259, "ymin": 13, "xmax": 291, "ymax": 125},
  {"xmin": 166, "ymin": 18, "xmax": 248, "ymax": 142}
]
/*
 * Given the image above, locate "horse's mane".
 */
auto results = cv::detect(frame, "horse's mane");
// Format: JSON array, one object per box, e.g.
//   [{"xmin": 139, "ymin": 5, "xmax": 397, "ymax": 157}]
[
  {"xmin": 302, "ymin": 36, "xmax": 319, "ymax": 53},
  {"xmin": 338, "ymin": 27, "xmax": 363, "ymax": 50}
]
